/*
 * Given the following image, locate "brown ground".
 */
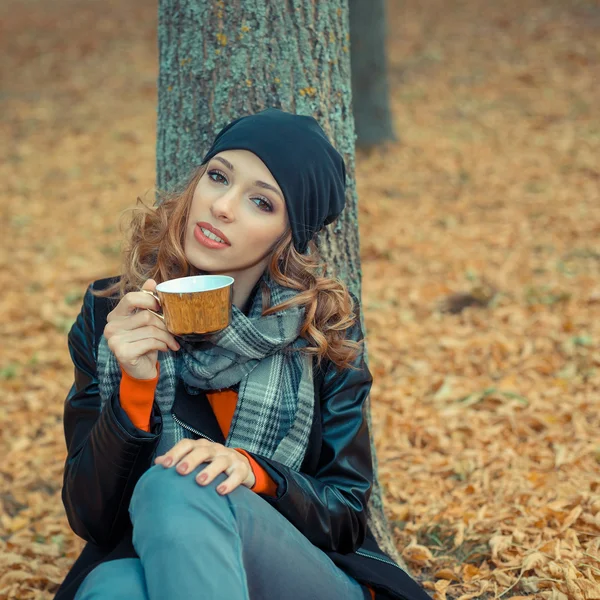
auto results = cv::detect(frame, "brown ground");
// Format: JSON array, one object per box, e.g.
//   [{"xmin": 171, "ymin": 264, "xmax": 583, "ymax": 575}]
[{"xmin": 1, "ymin": 0, "xmax": 599, "ymax": 598}]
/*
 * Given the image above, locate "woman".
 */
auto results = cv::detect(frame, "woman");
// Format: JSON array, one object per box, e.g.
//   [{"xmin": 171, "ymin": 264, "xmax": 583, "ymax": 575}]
[{"xmin": 56, "ymin": 108, "xmax": 430, "ymax": 600}]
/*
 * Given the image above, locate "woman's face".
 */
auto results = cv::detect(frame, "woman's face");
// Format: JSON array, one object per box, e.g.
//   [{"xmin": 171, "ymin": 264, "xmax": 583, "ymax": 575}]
[{"xmin": 184, "ymin": 149, "xmax": 288, "ymax": 284}]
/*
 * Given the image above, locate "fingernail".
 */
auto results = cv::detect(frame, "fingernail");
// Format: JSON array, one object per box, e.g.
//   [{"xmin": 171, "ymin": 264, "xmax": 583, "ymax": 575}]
[
  {"xmin": 163, "ymin": 457, "xmax": 173, "ymax": 467},
  {"xmin": 198, "ymin": 473, "xmax": 207, "ymax": 483},
  {"xmin": 177, "ymin": 462, "xmax": 188, "ymax": 473},
  {"xmin": 217, "ymin": 485, "xmax": 226, "ymax": 494}
]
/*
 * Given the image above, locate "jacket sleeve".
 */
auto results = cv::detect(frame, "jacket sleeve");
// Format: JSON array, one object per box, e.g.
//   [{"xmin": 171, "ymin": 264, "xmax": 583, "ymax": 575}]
[
  {"xmin": 61, "ymin": 283, "xmax": 162, "ymax": 547},
  {"xmin": 245, "ymin": 310, "xmax": 374, "ymax": 554}
]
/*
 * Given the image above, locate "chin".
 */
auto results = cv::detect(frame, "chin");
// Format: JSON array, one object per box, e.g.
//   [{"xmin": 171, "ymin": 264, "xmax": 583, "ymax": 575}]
[
  {"xmin": 181, "ymin": 246, "xmax": 215, "ymax": 272},
  {"xmin": 185, "ymin": 254, "xmax": 225, "ymax": 274},
  {"xmin": 184, "ymin": 239, "xmax": 269, "ymax": 277}
]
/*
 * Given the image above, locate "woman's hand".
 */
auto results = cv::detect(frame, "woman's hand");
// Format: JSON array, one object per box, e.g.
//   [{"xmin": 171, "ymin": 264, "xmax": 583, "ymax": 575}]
[
  {"xmin": 104, "ymin": 278, "xmax": 181, "ymax": 380},
  {"xmin": 154, "ymin": 439, "xmax": 257, "ymax": 494}
]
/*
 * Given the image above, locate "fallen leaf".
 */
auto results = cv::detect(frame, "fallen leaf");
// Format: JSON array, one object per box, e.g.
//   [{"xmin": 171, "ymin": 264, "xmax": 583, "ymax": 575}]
[
  {"xmin": 402, "ymin": 544, "xmax": 434, "ymax": 566},
  {"xmin": 434, "ymin": 568, "xmax": 459, "ymax": 581}
]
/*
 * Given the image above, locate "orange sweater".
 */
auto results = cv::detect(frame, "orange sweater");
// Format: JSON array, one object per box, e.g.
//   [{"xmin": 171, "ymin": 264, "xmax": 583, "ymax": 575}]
[{"xmin": 119, "ymin": 363, "xmax": 375, "ymax": 599}]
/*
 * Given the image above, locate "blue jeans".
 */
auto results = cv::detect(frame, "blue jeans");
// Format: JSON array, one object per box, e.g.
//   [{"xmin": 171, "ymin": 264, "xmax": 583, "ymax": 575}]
[{"xmin": 75, "ymin": 465, "xmax": 371, "ymax": 600}]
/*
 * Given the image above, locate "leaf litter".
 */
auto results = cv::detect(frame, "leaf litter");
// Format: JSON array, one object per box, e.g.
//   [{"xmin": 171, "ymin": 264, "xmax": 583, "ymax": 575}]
[{"xmin": 0, "ymin": 0, "xmax": 599, "ymax": 598}]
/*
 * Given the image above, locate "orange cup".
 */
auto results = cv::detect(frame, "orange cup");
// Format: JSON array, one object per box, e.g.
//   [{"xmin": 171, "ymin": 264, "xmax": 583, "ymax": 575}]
[{"xmin": 142, "ymin": 275, "xmax": 234, "ymax": 337}]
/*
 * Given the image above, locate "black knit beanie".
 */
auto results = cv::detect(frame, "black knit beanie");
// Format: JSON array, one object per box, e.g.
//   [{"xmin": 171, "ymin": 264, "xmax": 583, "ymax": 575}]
[{"xmin": 201, "ymin": 108, "xmax": 347, "ymax": 254}]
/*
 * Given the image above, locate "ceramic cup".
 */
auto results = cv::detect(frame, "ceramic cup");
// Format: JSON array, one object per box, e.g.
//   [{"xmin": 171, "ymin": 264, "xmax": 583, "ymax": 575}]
[{"xmin": 141, "ymin": 275, "xmax": 234, "ymax": 337}]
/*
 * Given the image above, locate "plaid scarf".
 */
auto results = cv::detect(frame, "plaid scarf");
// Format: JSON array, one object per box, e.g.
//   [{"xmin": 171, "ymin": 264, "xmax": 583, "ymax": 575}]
[{"xmin": 96, "ymin": 276, "xmax": 314, "ymax": 471}]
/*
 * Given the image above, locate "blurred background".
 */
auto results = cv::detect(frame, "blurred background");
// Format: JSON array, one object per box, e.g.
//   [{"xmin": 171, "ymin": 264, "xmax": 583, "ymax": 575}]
[{"xmin": 0, "ymin": 0, "xmax": 599, "ymax": 598}]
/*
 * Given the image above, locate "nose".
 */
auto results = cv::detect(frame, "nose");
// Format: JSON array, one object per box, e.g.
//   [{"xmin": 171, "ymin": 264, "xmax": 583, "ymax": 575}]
[{"xmin": 210, "ymin": 188, "xmax": 236, "ymax": 223}]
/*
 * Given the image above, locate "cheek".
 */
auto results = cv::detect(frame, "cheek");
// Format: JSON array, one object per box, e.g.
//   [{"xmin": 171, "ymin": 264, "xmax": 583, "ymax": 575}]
[
  {"xmin": 187, "ymin": 185, "xmax": 209, "ymax": 224},
  {"xmin": 190, "ymin": 184, "xmax": 207, "ymax": 209},
  {"xmin": 192, "ymin": 178, "xmax": 218, "ymax": 204},
  {"xmin": 242, "ymin": 214, "xmax": 286, "ymax": 251}
]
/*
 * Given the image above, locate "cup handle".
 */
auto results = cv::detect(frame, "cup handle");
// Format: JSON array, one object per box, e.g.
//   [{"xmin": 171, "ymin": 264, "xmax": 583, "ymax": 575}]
[{"xmin": 141, "ymin": 289, "xmax": 165, "ymax": 322}]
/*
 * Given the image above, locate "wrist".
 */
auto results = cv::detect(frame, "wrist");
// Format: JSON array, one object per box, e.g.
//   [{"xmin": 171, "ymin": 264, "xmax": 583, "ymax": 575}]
[{"xmin": 122, "ymin": 363, "xmax": 159, "ymax": 382}]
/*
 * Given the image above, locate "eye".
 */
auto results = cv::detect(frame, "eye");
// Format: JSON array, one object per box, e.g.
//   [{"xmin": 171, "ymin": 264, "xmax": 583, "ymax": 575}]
[
  {"xmin": 208, "ymin": 168, "xmax": 273, "ymax": 212},
  {"xmin": 251, "ymin": 197, "xmax": 273, "ymax": 212},
  {"xmin": 208, "ymin": 169, "xmax": 228, "ymax": 184}
]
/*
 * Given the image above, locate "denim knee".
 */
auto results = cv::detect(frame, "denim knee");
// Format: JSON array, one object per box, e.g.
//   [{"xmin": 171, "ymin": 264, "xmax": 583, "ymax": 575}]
[{"xmin": 129, "ymin": 465, "xmax": 231, "ymax": 541}]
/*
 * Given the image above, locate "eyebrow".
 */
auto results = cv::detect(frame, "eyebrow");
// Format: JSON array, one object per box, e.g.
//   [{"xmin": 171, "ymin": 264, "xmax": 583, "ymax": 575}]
[{"xmin": 213, "ymin": 156, "xmax": 284, "ymax": 202}]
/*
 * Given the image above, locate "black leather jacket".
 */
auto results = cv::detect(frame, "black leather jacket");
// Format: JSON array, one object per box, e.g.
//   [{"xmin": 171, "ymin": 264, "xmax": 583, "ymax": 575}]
[{"xmin": 57, "ymin": 276, "xmax": 430, "ymax": 600}]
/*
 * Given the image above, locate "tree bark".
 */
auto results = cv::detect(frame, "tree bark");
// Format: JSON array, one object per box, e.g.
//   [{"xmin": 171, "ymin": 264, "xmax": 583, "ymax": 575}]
[
  {"xmin": 349, "ymin": 0, "xmax": 396, "ymax": 147},
  {"xmin": 157, "ymin": 0, "xmax": 407, "ymax": 571}
]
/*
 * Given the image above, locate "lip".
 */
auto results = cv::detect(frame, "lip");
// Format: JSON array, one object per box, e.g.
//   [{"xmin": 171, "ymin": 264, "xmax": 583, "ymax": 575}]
[
  {"xmin": 194, "ymin": 222, "xmax": 231, "ymax": 249},
  {"xmin": 196, "ymin": 222, "xmax": 230, "ymax": 245}
]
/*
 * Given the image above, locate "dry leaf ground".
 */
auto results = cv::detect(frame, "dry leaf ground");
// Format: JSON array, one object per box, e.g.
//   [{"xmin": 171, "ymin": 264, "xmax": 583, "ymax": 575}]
[{"xmin": 1, "ymin": 0, "xmax": 599, "ymax": 598}]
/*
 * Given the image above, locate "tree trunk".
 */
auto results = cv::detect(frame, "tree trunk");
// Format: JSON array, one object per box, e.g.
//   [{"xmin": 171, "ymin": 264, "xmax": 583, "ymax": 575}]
[
  {"xmin": 349, "ymin": 0, "xmax": 396, "ymax": 147},
  {"xmin": 157, "ymin": 0, "xmax": 407, "ymax": 571}
]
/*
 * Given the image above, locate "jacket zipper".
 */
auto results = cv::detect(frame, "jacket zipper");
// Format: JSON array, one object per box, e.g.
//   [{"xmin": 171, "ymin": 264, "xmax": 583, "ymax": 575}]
[
  {"xmin": 171, "ymin": 413, "xmax": 217, "ymax": 444},
  {"xmin": 355, "ymin": 549, "xmax": 407, "ymax": 573}
]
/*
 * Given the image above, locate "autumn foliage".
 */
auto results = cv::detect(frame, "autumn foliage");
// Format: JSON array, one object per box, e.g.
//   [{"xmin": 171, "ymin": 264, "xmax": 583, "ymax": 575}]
[{"xmin": 1, "ymin": 0, "xmax": 599, "ymax": 598}]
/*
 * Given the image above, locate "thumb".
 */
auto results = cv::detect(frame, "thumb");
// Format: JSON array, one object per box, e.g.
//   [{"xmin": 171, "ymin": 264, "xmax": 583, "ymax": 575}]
[{"xmin": 142, "ymin": 278, "xmax": 157, "ymax": 292}]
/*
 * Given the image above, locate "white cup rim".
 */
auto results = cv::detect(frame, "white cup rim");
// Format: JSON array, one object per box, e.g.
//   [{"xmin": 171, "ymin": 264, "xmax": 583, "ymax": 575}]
[{"xmin": 156, "ymin": 275, "xmax": 234, "ymax": 294}]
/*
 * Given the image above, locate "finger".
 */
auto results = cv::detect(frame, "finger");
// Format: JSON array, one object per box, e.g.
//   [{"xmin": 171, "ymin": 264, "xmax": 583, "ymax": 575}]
[
  {"xmin": 106, "ymin": 310, "xmax": 176, "ymax": 346},
  {"xmin": 128, "ymin": 309, "xmax": 167, "ymax": 330},
  {"xmin": 194, "ymin": 455, "xmax": 231, "ymax": 486},
  {"xmin": 174, "ymin": 445, "xmax": 217, "ymax": 475},
  {"xmin": 107, "ymin": 290, "xmax": 161, "ymax": 320},
  {"xmin": 155, "ymin": 439, "xmax": 212, "ymax": 468},
  {"xmin": 119, "ymin": 323, "xmax": 180, "ymax": 352},
  {"xmin": 210, "ymin": 465, "xmax": 246, "ymax": 495},
  {"xmin": 108, "ymin": 327, "xmax": 172, "ymax": 357},
  {"xmin": 141, "ymin": 278, "xmax": 157, "ymax": 292},
  {"xmin": 107, "ymin": 334, "xmax": 170, "ymax": 359}
]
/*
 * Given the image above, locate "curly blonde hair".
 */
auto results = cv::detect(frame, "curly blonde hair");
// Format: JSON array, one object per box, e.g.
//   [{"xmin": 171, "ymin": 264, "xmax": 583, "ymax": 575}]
[{"xmin": 92, "ymin": 163, "xmax": 362, "ymax": 369}]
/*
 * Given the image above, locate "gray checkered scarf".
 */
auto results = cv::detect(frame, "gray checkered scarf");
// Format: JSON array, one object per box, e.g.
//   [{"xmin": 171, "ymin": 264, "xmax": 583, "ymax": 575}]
[{"xmin": 96, "ymin": 276, "xmax": 314, "ymax": 471}]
